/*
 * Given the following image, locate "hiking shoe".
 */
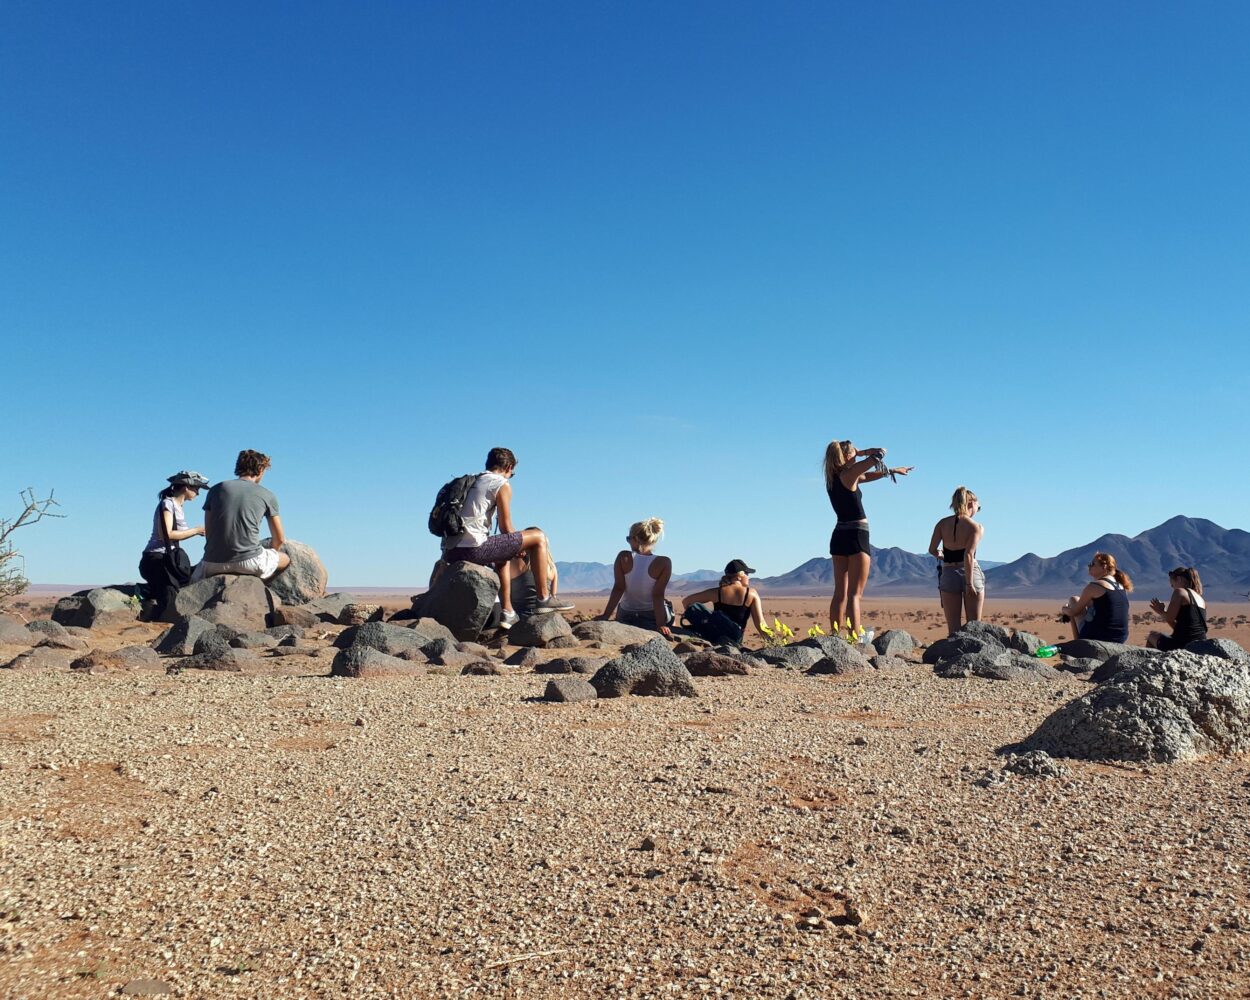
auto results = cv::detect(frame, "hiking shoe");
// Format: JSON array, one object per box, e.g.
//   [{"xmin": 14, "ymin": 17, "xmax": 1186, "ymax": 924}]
[
  {"xmin": 499, "ymin": 609, "xmax": 520, "ymax": 629},
  {"xmin": 533, "ymin": 595, "xmax": 575, "ymax": 614}
]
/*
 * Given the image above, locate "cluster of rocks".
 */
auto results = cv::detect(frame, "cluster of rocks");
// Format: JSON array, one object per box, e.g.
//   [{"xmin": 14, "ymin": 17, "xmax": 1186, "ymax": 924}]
[{"xmin": 923, "ymin": 621, "xmax": 1064, "ymax": 682}]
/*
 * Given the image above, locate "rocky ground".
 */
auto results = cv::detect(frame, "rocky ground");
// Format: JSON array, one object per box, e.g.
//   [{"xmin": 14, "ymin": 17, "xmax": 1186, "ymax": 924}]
[{"xmin": 2, "ymin": 599, "xmax": 1249, "ymax": 999}]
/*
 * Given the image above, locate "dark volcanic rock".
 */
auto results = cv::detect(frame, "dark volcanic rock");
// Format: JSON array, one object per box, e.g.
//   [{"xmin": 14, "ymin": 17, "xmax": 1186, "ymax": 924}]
[
  {"xmin": 936, "ymin": 650, "xmax": 1061, "ymax": 682},
  {"xmin": 871, "ymin": 655, "xmax": 909, "ymax": 670},
  {"xmin": 174, "ymin": 575, "xmax": 275, "ymax": 631},
  {"xmin": 3, "ymin": 647, "xmax": 74, "ymax": 671},
  {"xmin": 805, "ymin": 640, "xmax": 872, "ymax": 676},
  {"xmin": 535, "ymin": 656, "xmax": 607, "ymax": 675},
  {"xmin": 152, "ymin": 616, "xmax": 216, "ymax": 656},
  {"xmin": 571, "ymin": 620, "xmax": 658, "ymax": 646},
  {"xmin": 1184, "ymin": 637, "xmax": 1248, "ymax": 662},
  {"xmin": 174, "ymin": 647, "xmax": 250, "ymax": 672},
  {"xmin": 547, "ymin": 634, "xmax": 579, "ymax": 649},
  {"xmin": 52, "ymin": 588, "xmax": 139, "ymax": 629},
  {"xmin": 1061, "ymin": 657, "xmax": 1101, "ymax": 675},
  {"xmin": 461, "ymin": 660, "xmax": 502, "ymax": 676},
  {"xmin": 682, "ymin": 651, "xmax": 750, "ymax": 677},
  {"xmin": 959, "ymin": 621, "xmax": 1012, "ymax": 645},
  {"xmin": 259, "ymin": 538, "xmax": 327, "ymax": 606},
  {"xmin": 334, "ymin": 622, "xmax": 430, "ymax": 658},
  {"xmin": 1057, "ymin": 638, "xmax": 1133, "ymax": 663},
  {"xmin": 264, "ymin": 624, "xmax": 305, "ymax": 641},
  {"xmin": 544, "ymin": 677, "xmax": 597, "ymax": 703},
  {"xmin": 922, "ymin": 633, "xmax": 1005, "ymax": 665},
  {"xmin": 300, "ymin": 593, "xmax": 358, "ymax": 622},
  {"xmin": 270, "ymin": 605, "xmax": 319, "ymax": 629},
  {"xmin": 25, "ymin": 620, "xmax": 88, "ymax": 651},
  {"xmin": 71, "ymin": 646, "xmax": 162, "ymax": 672},
  {"xmin": 590, "ymin": 638, "xmax": 697, "ymax": 698},
  {"xmin": 231, "ymin": 630, "xmax": 279, "ymax": 650},
  {"xmin": 193, "ymin": 630, "xmax": 234, "ymax": 659},
  {"xmin": 756, "ymin": 644, "xmax": 825, "ymax": 670},
  {"xmin": 504, "ymin": 647, "xmax": 541, "ymax": 668},
  {"xmin": 421, "ymin": 562, "xmax": 499, "ymax": 642},
  {"xmin": 1089, "ymin": 648, "xmax": 1165, "ymax": 684},
  {"xmin": 404, "ymin": 618, "xmax": 457, "ymax": 644},
  {"xmin": 331, "ymin": 645, "xmax": 425, "ymax": 678},
  {"xmin": 872, "ymin": 629, "xmax": 916, "ymax": 657},
  {"xmin": 1018, "ymin": 651, "xmax": 1250, "ymax": 763},
  {"xmin": 1008, "ymin": 631, "xmax": 1045, "ymax": 655},
  {"xmin": 508, "ymin": 613, "xmax": 574, "ymax": 648}
]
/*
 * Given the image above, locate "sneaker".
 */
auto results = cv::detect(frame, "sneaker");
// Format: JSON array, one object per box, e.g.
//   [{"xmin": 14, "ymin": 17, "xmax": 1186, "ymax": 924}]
[
  {"xmin": 533, "ymin": 595, "xmax": 575, "ymax": 614},
  {"xmin": 499, "ymin": 609, "xmax": 520, "ymax": 629}
]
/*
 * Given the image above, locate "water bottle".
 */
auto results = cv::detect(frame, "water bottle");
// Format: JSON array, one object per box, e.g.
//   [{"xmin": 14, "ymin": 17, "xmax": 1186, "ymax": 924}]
[
  {"xmin": 862, "ymin": 628, "xmax": 875, "ymax": 647},
  {"xmin": 1035, "ymin": 644, "xmax": 1059, "ymax": 658}
]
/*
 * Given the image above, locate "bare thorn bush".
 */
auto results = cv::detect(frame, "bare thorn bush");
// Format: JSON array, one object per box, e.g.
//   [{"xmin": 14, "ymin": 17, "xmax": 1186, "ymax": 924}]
[{"xmin": 0, "ymin": 488, "xmax": 64, "ymax": 602}]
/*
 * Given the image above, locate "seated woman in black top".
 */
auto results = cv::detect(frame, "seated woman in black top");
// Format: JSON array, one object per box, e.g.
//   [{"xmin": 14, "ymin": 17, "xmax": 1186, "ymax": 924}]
[
  {"xmin": 1060, "ymin": 551, "xmax": 1132, "ymax": 643},
  {"xmin": 823, "ymin": 439, "xmax": 912, "ymax": 638},
  {"xmin": 1147, "ymin": 566, "xmax": 1208, "ymax": 651},
  {"xmin": 682, "ymin": 559, "xmax": 768, "ymax": 639}
]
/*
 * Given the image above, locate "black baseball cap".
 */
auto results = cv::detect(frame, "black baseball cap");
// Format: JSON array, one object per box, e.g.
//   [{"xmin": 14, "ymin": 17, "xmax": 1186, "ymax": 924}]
[{"xmin": 725, "ymin": 559, "xmax": 756, "ymax": 576}]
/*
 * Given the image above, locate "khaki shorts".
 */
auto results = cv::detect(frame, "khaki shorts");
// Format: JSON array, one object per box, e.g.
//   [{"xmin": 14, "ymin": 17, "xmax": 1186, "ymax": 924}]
[
  {"xmin": 192, "ymin": 548, "xmax": 282, "ymax": 582},
  {"xmin": 938, "ymin": 562, "xmax": 985, "ymax": 594}
]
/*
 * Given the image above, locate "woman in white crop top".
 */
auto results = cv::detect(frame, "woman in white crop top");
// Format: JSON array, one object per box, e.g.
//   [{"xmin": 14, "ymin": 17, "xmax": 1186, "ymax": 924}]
[{"xmin": 598, "ymin": 518, "xmax": 673, "ymax": 638}]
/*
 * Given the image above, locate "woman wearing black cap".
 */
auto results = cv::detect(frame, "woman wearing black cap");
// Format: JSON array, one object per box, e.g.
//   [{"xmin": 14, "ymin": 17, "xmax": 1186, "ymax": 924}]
[
  {"xmin": 139, "ymin": 471, "xmax": 208, "ymax": 621},
  {"xmin": 682, "ymin": 559, "xmax": 767, "ymax": 638}
]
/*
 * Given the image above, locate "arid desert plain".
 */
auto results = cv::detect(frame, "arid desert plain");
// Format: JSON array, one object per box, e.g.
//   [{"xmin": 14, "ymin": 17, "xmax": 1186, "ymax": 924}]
[{"xmin": 3, "ymin": 595, "xmax": 1250, "ymax": 999}]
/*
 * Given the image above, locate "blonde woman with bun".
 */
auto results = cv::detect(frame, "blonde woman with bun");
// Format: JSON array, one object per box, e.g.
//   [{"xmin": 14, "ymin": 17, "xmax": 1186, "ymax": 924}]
[
  {"xmin": 598, "ymin": 518, "xmax": 674, "ymax": 638},
  {"xmin": 823, "ymin": 438, "xmax": 913, "ymax": 637},
  {"xmin": 927, "ymin": 487, "xmax": 985, "ymax": 636},
  {"xmin": 1060, "ymin": 552, "xmax": 1133, "ymax": 643}
]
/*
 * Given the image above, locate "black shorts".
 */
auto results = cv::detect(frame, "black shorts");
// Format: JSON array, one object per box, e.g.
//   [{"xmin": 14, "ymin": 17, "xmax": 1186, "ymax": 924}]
[{"xmin": 830, "ymin": 526, "xmax": 870, "ymax": 557}]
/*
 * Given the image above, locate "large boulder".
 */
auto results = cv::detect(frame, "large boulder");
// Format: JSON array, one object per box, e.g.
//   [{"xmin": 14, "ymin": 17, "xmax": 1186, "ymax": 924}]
[
  {"xmin": 270, "ymin": 605, "xmax": 320, "ymax": 629},
  {"xmin": 590, "ymin": 638, "xmax": 697, "ymax": 698},
  {"xmin": 807, "ymin": 642, "xmax": 872, "ymax": 676},
  {"xmin": 508, "ymin": 613, "xmax": 574, "ymax": 648},
  {"xmin": 535, "ymin": 656, "xmax": 607, "ymax": 675},
  {"xmin": 300, "ymin": 593, "xmax": 359, "ymax": 622},
  {"xmin": 1089, "ymin": 648, "xmax": 1165, "ymax": 684},
  {"xmin": 3, "ymin": 647, "xmax": 75, "ymax": 670},
  {"xmin": 1008, "ymin": 631, "xmax": 1046, "ymax": 655},
  {"xmin": 331, "ymin": 645, "xmax": 425, "ymax": 678},
  {"xmin": 260, "ymin": 538, "xmax": 327, "ymax": 606},
  {"xmin": 52, "ymin": 588, "xmax": 139, "ymax": 630},
  {"xmin": 682, "ymin": 651, "xmax": 751, "ymax": 676},
  {"xmin": 922, "ymin": 633, "xmax": 1005, "ymax": 665},
  {"xmin": 872, "ymin": 629, "xmax": 916, "ymax": 657},
  {"xmin": 571, "ymin": 620, "xmax": 659, "ymax": 646},
  {"xmin": 421, "ymin": 562, "xmax": 500, "ymax": 642},
  {"xmin": 25, "ymin": 620, "xmax": 88, "ymax": 651},
  {"xmin": 333, "ymin": 621, "xmax": 429, "ymax": 658},
  {"xmin": 173, "ymin": 647, "xmax": 251, "ymax": 672},
  {"xmin": 174, "ymin": 575, "xmax": 275, "ymax": 631},
  {"xmin": 151, "ymin": 615, "xmax": 216, "ymax": 656},
  {"xmin": 1185, "ymin": 638, "xmax": 1249, "ymax": 662},
  {"xmin": 1057, "ymin": 639, "xmax": 1133, "ymax": 663},
  {"xmin": 959, "ymin": 621, "xmax": 1012, "ymax": 645},
  {"xmin": 0, "ymin": 614, "xmax": 35, "ymax": 646},
  {"xmin": 403, "ymin": 618, "xmax": 457, "ymax": 644},
  {"xmin": 1018, "ymin": 651, "xmax": 1250, "ymax": 763},
  {"xmin": 71, "ymin": 646, "xmax": 162, "ymax": 672}
]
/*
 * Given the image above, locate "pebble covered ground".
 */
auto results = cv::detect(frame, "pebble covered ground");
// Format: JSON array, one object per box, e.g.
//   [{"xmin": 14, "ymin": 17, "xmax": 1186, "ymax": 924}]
[{"xmin": 2, "ymin": 603, "xmax": 1249, "ymax": 999}]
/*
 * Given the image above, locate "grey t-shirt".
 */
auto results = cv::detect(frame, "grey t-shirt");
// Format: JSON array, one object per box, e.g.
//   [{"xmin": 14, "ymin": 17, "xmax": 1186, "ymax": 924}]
[{"xmin": 202, "ymin": 479, "xmax": 280, "ymax": 563}]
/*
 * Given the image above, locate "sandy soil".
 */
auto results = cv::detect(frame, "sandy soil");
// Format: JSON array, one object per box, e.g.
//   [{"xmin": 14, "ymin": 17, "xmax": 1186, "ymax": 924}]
[{"xmin": 2, "ymin": 600, "xmax": 1249, "ymax": 999}]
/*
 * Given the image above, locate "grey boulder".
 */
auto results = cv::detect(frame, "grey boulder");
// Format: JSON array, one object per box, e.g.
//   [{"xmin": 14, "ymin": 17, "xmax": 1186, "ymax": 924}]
[
  {"xmin": 334, "ymin": 621, "xmax": 429, "ymax": 658},
  {"xmin": 682, "ymin": 651, "xmax": 750, "ymax": 676},
  {"xmin": 52, "ymin": 588, "xmax": 139, "ymax": 629},
  {"xmin": 0, "ymin": 614, "xmax": 36, "ymax": 646},
  {"xmin": 536, "ymin": 656, "xmax": 606, "ymax": 675},
  {"xmin": 332, "ymin": 644, "xmax": 425, "ymax": 678},
  {"xmin": 1089, "ymin": 648, "xmax": 1165, "ymax": 684},
  {"xmin": 757, "ymin": 644, "xmax": 826, "ymax": 670},
  {"xmin": 71, "ymin": 646, "xmax": 162, "ymax": 672},
  {"xmin": 508, "ymin": 613, "xmax": 574, "ymax": 648},
  {"xmin": 872, "ymin": 629, "xmax": 916, "ymax": 657},
  {"xmin": 260, "ymin": 538, "xmax": 328, "ymax": 605},
  {"xmin": 590, "ymin": 638, "xmax": 697, "ymax": 698},
  {"xmin": 544, "ymin": 677, "xmax": 598, "ymax": 703},
  {"xmin": 807, "ymin": 640, "xmax": 872, "ymax": 676},
  {"xmin": 174, "ymin": 575, "xmax": 275, "ymax": 631},
  {"xmin": 421, "ymin": 562, "xmax": 500, "ymax": 642},
  {"xmin": 1057, "ymin": 639, "xmax": 1133, "ymax": 663},
  {"xmin": 151, "ymin": 616, "xmax": 216, "ymax": 656},
  {"xmin": 1185, "ymin": 637, "xmax": 1248, "ymax": 662},
  {"xmin": 571, "ymin": 620, "xmax": 658, "ymax": 646},
  {"xmin": 936, "ymin": 650, "xmax": 1061, "ymax": 682},
  {"xmin": 922, "ymin": 633, "xmax": 1005, "ymax": 665},
  {"xmin": 3, "ymin": 647, "xmax": 75, "ymax": 671},
  {"xmin": 25, "ymin": 620, "xmax": 88, "ymax": 651},
  {"xmin": 1018, "ymin": 650, "xmax": 1250, "ymax": 763},
  {"xmin": 300, "ymin": 593, "xmax": 359, "ymax": 622},
  {"xmin": 230, "ymin": 630, "xmax": 279, "ymax": 650},
  {"xmin": 1008, "ymin": 630, "xmax": 1046, "ymax": 655},
  {"xmin": 959, "ymin": 621, "xmax": 1012, "ymax": 645}
]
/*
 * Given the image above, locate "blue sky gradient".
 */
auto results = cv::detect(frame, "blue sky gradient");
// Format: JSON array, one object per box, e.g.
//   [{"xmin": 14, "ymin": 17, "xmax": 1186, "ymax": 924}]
[{"xmin": 3, "ymin": 2, "xmax": 1248, "ymax": 585}]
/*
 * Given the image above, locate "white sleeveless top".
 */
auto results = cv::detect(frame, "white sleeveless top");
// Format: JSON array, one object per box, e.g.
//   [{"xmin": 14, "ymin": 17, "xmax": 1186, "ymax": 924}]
[
  {"xmin": 621, "ymin": 552, "xmax": 657, "ymax": 613},
  {"xmin": 446, "ymin": 472, "xmax": 506, "ymax": 549}
]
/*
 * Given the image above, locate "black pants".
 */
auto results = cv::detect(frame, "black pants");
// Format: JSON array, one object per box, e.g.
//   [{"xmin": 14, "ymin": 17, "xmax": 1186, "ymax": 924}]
[{"xmin": 139, "ymin": 551, "xmax": 184, "ymax": 622}]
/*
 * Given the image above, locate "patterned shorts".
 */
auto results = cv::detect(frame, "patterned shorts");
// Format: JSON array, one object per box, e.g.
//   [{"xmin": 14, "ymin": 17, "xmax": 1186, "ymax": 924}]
[{"xmin": 444, "ymin": 532, "xmax": 524, "ymax": 566}]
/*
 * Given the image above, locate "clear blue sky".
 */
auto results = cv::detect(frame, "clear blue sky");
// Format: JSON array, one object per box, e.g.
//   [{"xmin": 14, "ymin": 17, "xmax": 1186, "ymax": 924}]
[{"xmin": 3, "ymin": 1, "xmax": 1248, "ymax": 586}]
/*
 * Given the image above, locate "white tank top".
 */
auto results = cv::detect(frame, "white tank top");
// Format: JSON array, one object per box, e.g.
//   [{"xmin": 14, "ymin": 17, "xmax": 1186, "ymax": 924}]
[
  {"xmin": 448, "ymin": 472, "xmax": 506, "ymax": 548},
  {"xmin": 620, "ymin": 552, "xmax": 657, "ymax": 613}
]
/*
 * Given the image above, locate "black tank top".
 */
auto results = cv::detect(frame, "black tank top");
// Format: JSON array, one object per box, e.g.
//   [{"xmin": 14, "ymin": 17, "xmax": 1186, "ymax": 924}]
[
  {"xmin": 827, "ymin": 475, "xmax": 866, "ymax": 523},
  {"xmin": 1080, "ymin": 579, "xmax": 1130, "ymax": 643},
  {"xmin": 714, "ymin": 586, "xmax": 753, "ymax": 628},
  {"xmin": 1171, "ymin": 589, "xmax": 1208, "ymax": 646}
]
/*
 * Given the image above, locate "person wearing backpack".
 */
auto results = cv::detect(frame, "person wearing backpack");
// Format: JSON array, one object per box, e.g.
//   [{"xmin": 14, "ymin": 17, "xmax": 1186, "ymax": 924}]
[
  {"xmin": 681, "ymin": 560, "xmax": 767, "ymax": 644},
  {"xmin": 437, "ymin": 447, "xmax": 573, "ymax": 628},
  {"xmin": 138, "ymin": 470, "xmax": 209, "ymax": 621}
]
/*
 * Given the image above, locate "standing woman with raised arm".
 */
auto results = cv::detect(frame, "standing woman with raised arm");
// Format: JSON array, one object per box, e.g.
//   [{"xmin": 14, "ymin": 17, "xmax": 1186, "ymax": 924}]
[
  {"xmin": 928, "ymin": 486, "xmax": 985, "ymax": 636},
  {"xmin": 824, "ymin": 439, "xmax": 913, "ymax": 638}
]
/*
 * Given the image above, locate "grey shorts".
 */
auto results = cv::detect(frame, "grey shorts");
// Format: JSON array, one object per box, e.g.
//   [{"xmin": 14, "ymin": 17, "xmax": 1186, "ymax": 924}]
[{"xmin": 939, "ymin": 562, "xmax": 985, "ymax": 594}]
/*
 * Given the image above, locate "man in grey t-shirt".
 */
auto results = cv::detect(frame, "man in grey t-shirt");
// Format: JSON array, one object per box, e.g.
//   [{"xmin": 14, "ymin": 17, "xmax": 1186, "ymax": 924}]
[{"xmin": 191, "ymin": 449, "xmax": 292, "ymax": 582}]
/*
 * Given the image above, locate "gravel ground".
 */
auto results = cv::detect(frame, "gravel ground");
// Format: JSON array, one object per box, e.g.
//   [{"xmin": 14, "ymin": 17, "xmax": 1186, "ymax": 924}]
[{"xmin": 2, "ymin": 618, "xmax": 1250, "ymax": 999}]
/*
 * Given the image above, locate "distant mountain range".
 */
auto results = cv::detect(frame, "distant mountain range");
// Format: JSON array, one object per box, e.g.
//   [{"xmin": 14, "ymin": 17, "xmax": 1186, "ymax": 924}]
[{"xmin": 557, "ymin": 517, "xmax": 1250, "ymax": 600}]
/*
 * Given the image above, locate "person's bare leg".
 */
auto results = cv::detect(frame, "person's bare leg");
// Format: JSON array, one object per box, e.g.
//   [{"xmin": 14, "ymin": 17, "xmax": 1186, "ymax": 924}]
[
  {"xmin": 847, "ymin": 552, "xmax": 871, "ymax": 632},
  {"xmin": 273, "ymin": 551, "xmax": 292, "ymax": 574},
  {"xmin": 496, "ymin": 560, "xmax": 513, "ymax": 613},
  {"xmin": 519, "ymin": 528, "xmax": 552, "ymax": 599},
  {"xmin": 830, "ymin": 556, "xmax": 849, "ymax": 632},
  {"xmin": 964, "ymin": 587, "xmax": 984, "ymax": 627},
  {"xmin": 1066, "ymin": 595, "xmax": 1080, "ymax": 640},
  {"xmin": 940, "ymin": 590, "xmax": 963, "ymax": 636}
]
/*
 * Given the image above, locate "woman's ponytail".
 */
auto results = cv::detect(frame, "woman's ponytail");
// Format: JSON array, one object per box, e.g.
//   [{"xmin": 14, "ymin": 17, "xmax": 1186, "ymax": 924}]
[{"xmin": 1114, "ymin": 568, "xmax": 1133, "ymax": 592}]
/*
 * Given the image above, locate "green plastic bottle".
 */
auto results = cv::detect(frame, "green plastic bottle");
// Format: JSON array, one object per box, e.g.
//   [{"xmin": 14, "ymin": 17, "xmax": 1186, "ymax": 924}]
[{"xmin": 1035, "ymin": 645, "xmax": 1059, "ymax": 658}]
